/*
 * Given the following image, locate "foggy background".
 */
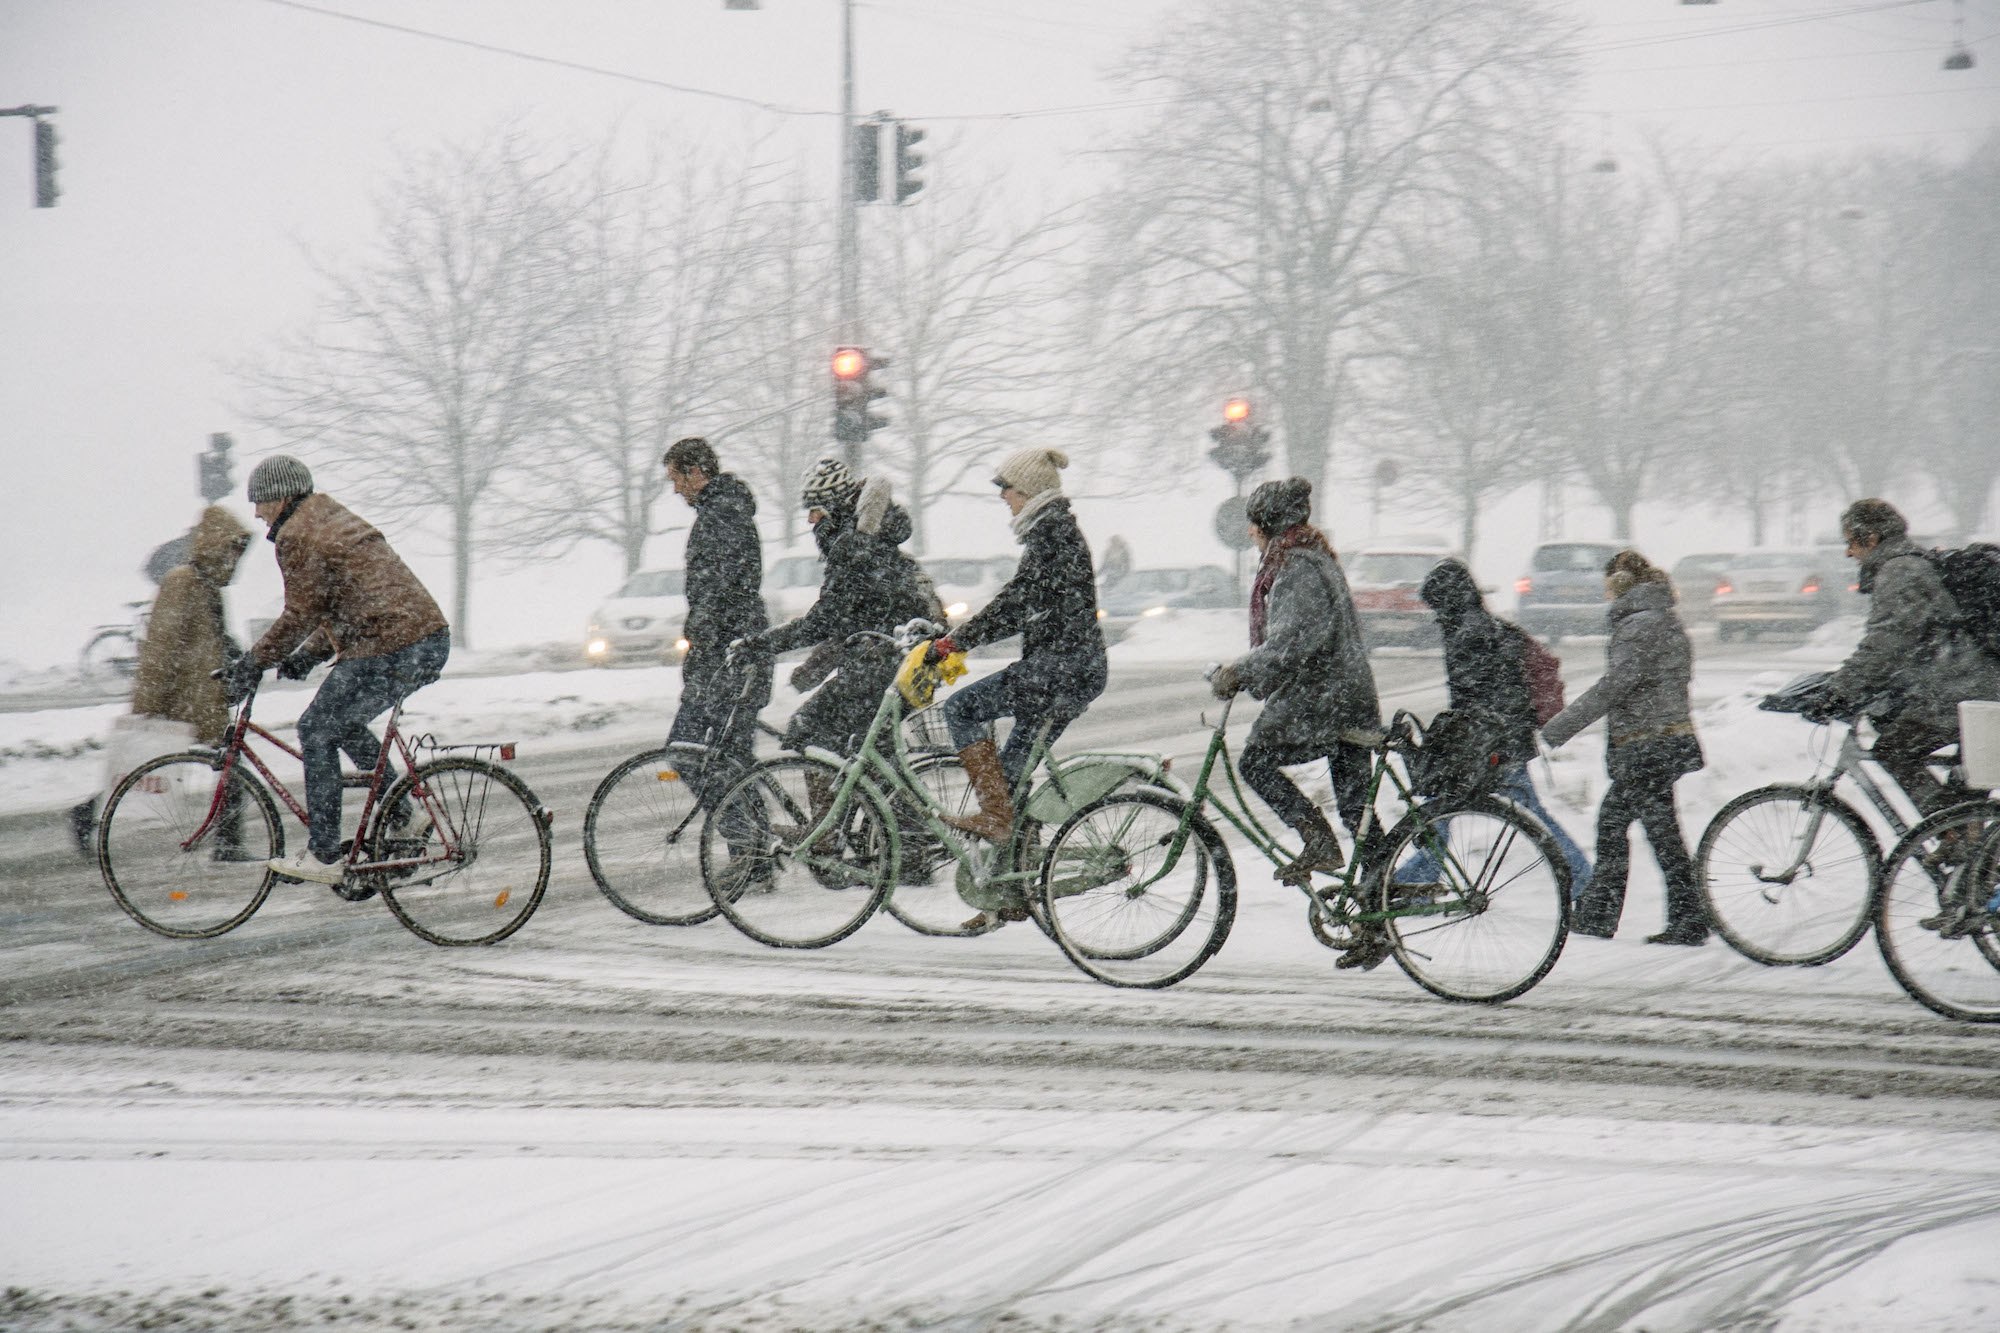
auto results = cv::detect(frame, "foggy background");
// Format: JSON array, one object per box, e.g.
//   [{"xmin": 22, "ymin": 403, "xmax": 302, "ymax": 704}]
[{"xmin": 3, "ymin": 0, "xmax": 1996, "ymax": 663}]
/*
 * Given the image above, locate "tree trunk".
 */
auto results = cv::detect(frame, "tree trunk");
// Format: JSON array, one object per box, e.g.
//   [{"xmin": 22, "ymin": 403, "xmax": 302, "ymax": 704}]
[
  {"xmin": 1458, "ymin": 484, "xmax": 1480, "ymax": 564},
  {"xmin": 452, "ymin": 504, "xmax": 473, "ymax": 650}
]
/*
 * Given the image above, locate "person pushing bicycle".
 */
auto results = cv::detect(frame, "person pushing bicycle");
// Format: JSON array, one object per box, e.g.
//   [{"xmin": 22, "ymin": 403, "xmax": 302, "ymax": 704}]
[{"xmin": 219, "ymin": 456, "xmax": 451, "ymax": 886}]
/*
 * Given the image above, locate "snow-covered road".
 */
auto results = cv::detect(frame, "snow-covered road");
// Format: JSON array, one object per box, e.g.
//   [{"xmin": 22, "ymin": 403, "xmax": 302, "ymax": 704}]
[{"xmin": 5, "ymin": 622, "xmax": 1998, "ymax": 1331}]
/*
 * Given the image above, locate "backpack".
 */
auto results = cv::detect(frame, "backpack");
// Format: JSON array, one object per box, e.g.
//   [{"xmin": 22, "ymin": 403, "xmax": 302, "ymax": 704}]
[
  {"xmin": 1411, "ymin": 709, "xmax": 1504, "ymax": 803},
  {"xmin": 1503, "ymin": 621, "xmax": 1566, "ymax": 728},
  {"xmin": 1923, "ymin": 543, "xmax": 2000, "ymax": 662}
]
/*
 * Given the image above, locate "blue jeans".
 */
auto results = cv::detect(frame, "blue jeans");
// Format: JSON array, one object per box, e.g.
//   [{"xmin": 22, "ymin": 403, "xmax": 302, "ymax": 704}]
[
  {"xmin": 297, "ymin": 630, "xmax": 450, "ymax": 861},
  {"xmin": 942, "ymin": 665, "xmax": 1080, "ymax": 787},
  {"xmin": 1395, "ymin": 762, "xmax": 1593, "ymax": 900}
]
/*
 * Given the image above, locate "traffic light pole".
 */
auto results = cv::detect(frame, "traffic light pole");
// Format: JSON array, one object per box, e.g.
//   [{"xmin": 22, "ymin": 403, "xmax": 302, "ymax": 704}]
[{"xmin": 837, "ymin": 0, "xmax": 859, "ymax": 370}]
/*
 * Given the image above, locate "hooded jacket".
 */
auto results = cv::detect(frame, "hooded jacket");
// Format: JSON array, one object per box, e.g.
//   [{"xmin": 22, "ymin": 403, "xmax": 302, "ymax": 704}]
[
  {"xmin": 1232, "ymin": 536, "xmax": 1380, "ymax": 749},
  {"xmin": 251, "ymin": 492, "xmax": 448, "ymax": 665},
  {"xmin": 681, "ymin": 471, "xmax": 769, "ymax": 662},
  {"xmin": 763, "ymin": 478, "xmax": 930, "ymax": 658},
  {"xmin": 131, "ymin": 506, "xmax": 251, "ymax": 742},
  {"xmin": 1829, "ymin": 535, "xmax": 2000, "ymax": 730},
  {"xmin": 1421, "ymin": 560, "xmax": 1537, "ymax": 765},
  {"xmin": 1541, "ymin": 580, "xmax": 1693, "ymax": 750},
  {"xmin": 951, "ymin": 495, "xmax": 1107, "ymax": 716}
]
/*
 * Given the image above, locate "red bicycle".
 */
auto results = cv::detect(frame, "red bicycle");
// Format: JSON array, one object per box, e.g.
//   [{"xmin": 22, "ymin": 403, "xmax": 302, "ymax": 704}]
[{"xmin": 96, "ymin": 679, "xmax": 552, "ymax": 946}]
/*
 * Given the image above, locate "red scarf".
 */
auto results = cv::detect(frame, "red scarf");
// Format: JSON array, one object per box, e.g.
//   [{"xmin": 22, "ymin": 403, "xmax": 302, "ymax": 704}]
[{"xmin": 1249, "ymin": 524, "xmax": 1335, "ymax": 646}]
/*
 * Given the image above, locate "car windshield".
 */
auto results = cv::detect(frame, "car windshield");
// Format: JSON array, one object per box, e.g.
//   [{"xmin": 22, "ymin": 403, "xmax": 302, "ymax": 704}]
[
  {"xmin": 1675, "ymin": 554, "xmax": 1733, "ymax": 574},
  {"xmin": 1532, "ymin": 544, "xmax": 1617, "ymax": 573},
  {"xmin": 617, "ymin": 570, "xmax": 684, "ymax": 598},
  {"xmin": 1348, "ymin": 553, "xmax": 1439, "ymax": 585},
  {"xmin": 926, "ymin": 559, "xmax": 989, "ymax": 585},
  {"xmin": 1116, "ymin": 569, "xmax": 1192, "ymax": 596},
  {"xmin": 1729, "ymin": 552, "xmax": 1819, "ymax": 571},
  {"xmin": 774, "ymin": 557, "xmax": 823, "ymax": 586}
]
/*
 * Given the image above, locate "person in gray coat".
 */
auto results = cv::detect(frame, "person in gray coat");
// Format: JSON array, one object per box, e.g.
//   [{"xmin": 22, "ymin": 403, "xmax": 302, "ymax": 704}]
[
  {"xmin": 1541, "ymin": 550, "xmax": 1707, "ymax": 945},
  {"xmin": 1211, "ymin": 478, "xmax": 1381, "ymax": 893},
  {"xmin": 1827, "ymin": 498, "xmax": 2000, "ymax": 818}
]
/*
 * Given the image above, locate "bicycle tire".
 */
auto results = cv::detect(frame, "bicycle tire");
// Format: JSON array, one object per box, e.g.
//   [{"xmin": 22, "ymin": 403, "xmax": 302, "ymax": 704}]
[
  {"xmin": 881, "ymin": 752, "xmax": 985, "ymax": 937},
  {"xmin": 79, "ymin": 628, "xmax": 140, "ymax": 684},
  {"xmin": 582, "ymin": 743, "xmax": 730, "ymax": 926},
  {"xmin": 1036, "ymin": 788, "xmax": 1237, "ymax": 989},
  {"xmin": 1696, "ymin": 784, "xmax": 1879, "ymax": 966},
  {"xmin": 98, "ymin": 750, "xmax": 282, "ymax": 939},
  {"xmin": 1874, "ymin": 801, "xmax": 2000, "ymax": 1023},
  {"xmin": 370, "ymin": 757, "xmax": 552, "ymax": 946},
  {"xmin": 698, "ymin": 754, "xmax": 894, "ymax": 949},
  {"xmin": 1375, "ymin": 798, "xmax": 1568, "ymax": 1004}
]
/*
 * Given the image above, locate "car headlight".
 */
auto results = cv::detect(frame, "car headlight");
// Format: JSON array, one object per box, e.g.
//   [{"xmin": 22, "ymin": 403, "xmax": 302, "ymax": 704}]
[
  {"xmin": 1096, "ymin": 609, "xmax": 1106, "ymax": 620},
  {"xmin": 945, "ymin": 601, "xmax": 968, "ymax": 619},
  {"xmin": 674, "ymin": 636, "xmax": 690, "ymax": 656},
  {"xmin": 1141, "ymin": 605, "xmax": 1167, "ymax": 617},
  {"xmin": 586, "ymin": 638, "xmax": 609, "ymax": 657}
]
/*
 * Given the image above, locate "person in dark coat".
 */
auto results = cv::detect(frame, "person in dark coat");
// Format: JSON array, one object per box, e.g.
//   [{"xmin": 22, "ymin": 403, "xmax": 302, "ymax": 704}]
[
  {"xmin": 735, "ymin": 458, "xmax": 931, "ymax": 757},
  {"xmin": 1540, "ymin": 549, "xmax": 1706, "ymax": 945},
  {"xmin": 927, "ymin": 448, "xmax": 1109, "ymax": 857},
  {"xmin": 1404, "ymin": 559, "xmax": 1591, "ymax": 894},
  {"xmin": 664, "ymin": 437, "xmax": 771, "ymax": 792},
  {"xmin": 1211, "ymin": 478, "xmax": 1381, "ymax": 896},
  {"xmin": 1827, "ymin": 497, "xmax": 2000, "ymax": 818}
]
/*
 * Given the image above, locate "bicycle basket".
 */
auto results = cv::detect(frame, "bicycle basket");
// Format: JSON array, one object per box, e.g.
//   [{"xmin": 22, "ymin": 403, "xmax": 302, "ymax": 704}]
[{"xmin": 903, "ymin": 703, "xmax": 954, "ymax": 756}]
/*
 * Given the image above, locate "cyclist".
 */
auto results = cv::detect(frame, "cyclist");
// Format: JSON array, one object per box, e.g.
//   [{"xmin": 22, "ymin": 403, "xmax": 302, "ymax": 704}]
[
  {"xmin": 923, "ymin": 448, "xmax": 1108, "ymax": 931},
  {"xmin": 1210, "ymin": 478, "xmax": 1381, "ymax": 902},
  {"xmin": 220, "ymin": 456, "xmax": 451, "ymax": 886},
  {"xmin": 69, "ymin": 505, "xmax": 255, "ymax": 858},
  {"xmin": 1540, "ymin": 550, "xmax": 1706, "ymax": 945},
  {"xmin": 1826, "ymin": 498, "xmax": 2000, "ymax": 820}
]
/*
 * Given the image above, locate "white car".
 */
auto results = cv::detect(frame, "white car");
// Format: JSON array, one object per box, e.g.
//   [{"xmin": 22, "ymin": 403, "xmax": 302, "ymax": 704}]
[
  {"xmin": 927, "ymin": 555, "xmax": 1017, "ymax": 624},
  {"xmin": 764, "ymin": 551, "xmax": 827, "ymax": 626},
  {"xmin": 585, "ymin": 568, "xmax": 688, "ymax": 667}
]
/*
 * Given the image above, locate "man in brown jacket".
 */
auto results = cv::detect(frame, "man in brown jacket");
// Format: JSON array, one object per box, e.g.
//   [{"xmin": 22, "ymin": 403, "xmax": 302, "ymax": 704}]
[
  {"xmin": 69, "ymin": 505, "xmax": 254, "ymax": 857},
  {"xmin": 222, "ymin": 456, "xmax": 451, "ymax": 885}
]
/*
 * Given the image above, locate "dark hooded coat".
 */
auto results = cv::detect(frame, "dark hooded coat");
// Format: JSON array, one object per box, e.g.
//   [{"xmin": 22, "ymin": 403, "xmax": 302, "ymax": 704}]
[
  {"xmin": 1830, "ymin": 535, "xmax": 2000, "ymax": 730},
  {"xmin": 677, "ymin": 471, "xmax": 773, "ymax": 732},
  {"xmin": 131, "ymin": 506, "xmax": 251, "ymax": 743},
  {"xmin": 951, "ymin": 496, "xmax": 1107, "ymax": 718},
  {"xmin": 1231, "ymin": 532, "xmax": 1380, "ymax": 750},
  {"xmin": 1421, "ymin": 560, "xmax": 1537, "ymax": 765}
]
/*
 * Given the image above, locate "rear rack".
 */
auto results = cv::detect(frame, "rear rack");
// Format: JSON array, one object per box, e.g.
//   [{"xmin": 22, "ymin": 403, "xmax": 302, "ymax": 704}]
[{"xmin": 407, "ymin": 734, "xmax": 518, "ymax": 762}]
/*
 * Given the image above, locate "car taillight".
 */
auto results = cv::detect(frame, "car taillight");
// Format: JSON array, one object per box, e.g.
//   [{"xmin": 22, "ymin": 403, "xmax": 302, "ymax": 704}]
[
  {"xmin": 1801, "ymin": 578, "xmax": 1820, "ymax": 595},
  {"xmin": 1515, "ymin": 576, "xmax": 1532, "ymax": 595},
  {"xmin": 1715, "ymin": 580, "xmax": 1732, "ymax": 596},
  {"xmin": 1848, "ymin": 581, "xmax": 1860, "ymax": 593}
]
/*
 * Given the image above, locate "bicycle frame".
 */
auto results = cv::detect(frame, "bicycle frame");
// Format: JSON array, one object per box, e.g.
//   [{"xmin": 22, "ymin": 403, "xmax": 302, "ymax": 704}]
[
  {"xmin": 192, "ymin": 682, "xmax": 457, "ymax": 876},
  {"xmin": 1758, "ymin": 720, "xmax": 1960, "ymax": 887}
]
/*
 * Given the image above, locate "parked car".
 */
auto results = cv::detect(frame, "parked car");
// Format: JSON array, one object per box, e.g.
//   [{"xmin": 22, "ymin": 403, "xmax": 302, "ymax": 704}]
[
  {"xmin": 1712, "ymin": 546, "xmax": 1855, "ymax": 641},
  {"xmin": 927, "ymin": 555, "xmax": 1017, "ymax": 623},
  {"xmin": 1515, "ymin": 540, "xmax": 1623, "ymax": 643},
  {"xmin": 1098, "ymin": 565, "xmax": 1238, "ymax": 641},
  {"xmin": 764, "ymin": 551, "xmax": 826, "ymax": 626},
  {"xmin": 1344, "ymin": 545, "xmax": 1454, "ymax": 649},
  {"xmin": 585, "ymin": 568, "xmax": 688, "ymax": 667},
  {"xmin": 1669, "ymin": 552, "xmax": 1737, "ymax": 623}
]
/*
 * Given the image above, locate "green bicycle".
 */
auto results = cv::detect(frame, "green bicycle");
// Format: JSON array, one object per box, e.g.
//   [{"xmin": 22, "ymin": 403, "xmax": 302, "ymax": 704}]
[
  {"xmin": 1035, "ymin": 684, "xmax": 1573, "ymax": 999},
  {"xmin": 697, "ymin": 624, "xmax": 1171, "ymax": 955}
]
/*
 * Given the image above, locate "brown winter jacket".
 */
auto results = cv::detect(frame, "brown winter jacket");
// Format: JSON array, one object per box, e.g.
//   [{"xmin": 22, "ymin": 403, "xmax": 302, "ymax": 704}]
[
  {"xmin": 130, "ymin": 506, "xmax": 251, "ymax": 743},
  {"xmin": 250, "ymin": 493, "xmax": 448, "ymax": 666}
]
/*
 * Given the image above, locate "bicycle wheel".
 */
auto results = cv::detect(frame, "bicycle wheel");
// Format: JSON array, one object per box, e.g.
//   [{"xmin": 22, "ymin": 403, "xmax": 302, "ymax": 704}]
[
  {"xmin": 1375, "ymin": 799, "xmax": 1567, "ymax": 1003},
  {"xmin": 98, "ymin": 751, "xmax": 281, "ymax": 939},
  {"xmin": 583, "ymin": 744, "xmax": 728, "ymax": 926},
  {"xmin": 371, "ymin": 758, "xmax": 552, "ymax": 946},
  {"xmin": 1037, "ymin": 789, "xmax": 1237, "ymax": 989},
  {"xmin": 1875, "ymin": 802, "xmax": 2000, "ymax": 1022},
  {"xmin": 1696, "ymin": 785, "xmax": 1880, "ymax": 966},
  {"xmin": 79, "ymin": 628, "xmax": 139, "ymax": 685},
  {"xmin": 699, "ymin": 754, "xmax": 894, "ymax": 949}
]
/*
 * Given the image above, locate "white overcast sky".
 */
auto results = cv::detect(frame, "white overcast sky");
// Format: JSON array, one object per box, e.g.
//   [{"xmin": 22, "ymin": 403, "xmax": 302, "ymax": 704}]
[{"xmin": 2, "ymin": 0, "xmax": 1996, "ymax": 663}]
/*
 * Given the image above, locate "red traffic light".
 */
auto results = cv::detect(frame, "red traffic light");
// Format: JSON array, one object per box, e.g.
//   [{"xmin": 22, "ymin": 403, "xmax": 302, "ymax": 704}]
[
  {"xmin": 1222, "ymin": 397, "xmax": 1251, "ymax": 423},
  {"xmin": 832, "ymin": 347, "xmax": 867, "ymax": 380}
]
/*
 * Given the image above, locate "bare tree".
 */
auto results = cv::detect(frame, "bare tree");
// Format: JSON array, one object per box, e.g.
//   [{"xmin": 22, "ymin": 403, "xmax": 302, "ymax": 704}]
[
  {"xmin": 863, "ymin": 179, "xmax": 1080, "ymax": 551},
  {"xmin": 1080, "ymin": 0, "xmax": 1575, "ymax": 500},
  {"xmin": 1908, "ymin": 135, "xmax": 2000, "ymax": 534},
  {"xmin": 243, "ymin": 129, "xmax": 585, "ymax": 646}
]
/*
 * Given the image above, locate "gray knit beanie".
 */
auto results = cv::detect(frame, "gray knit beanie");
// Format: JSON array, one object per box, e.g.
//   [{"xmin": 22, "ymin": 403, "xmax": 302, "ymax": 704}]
[
  {"xmin": 246, "ymin": 455, "xmax": 314, "ymax": 503},
  {"xmin": 1246, "ymin": 476, "xmax": 1312, "ymax": 533},
  {"xmin": 799, "ymin": 457, "xmax": 862, "ymax": 511},
  {"xmin": 993, "ymin": 447, "xmax": 1068, "ymax": 499}
]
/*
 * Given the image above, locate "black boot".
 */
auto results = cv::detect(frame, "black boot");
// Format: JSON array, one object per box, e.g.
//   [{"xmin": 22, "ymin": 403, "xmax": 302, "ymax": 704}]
[
  {"xmin": 67, "ymin": 797, "xmax": 98, "ymax": 860},
  {"xmin": 1276, "ymin": 810, "xmax": 1345, "ymax": 887},
  {"xmin": 1648, "ymin": 877, "xmax": 1710, "ymax": 946},
  {"xmin": 1569, "ymin": 878, "xmax": 1621, "ymax": 939}
]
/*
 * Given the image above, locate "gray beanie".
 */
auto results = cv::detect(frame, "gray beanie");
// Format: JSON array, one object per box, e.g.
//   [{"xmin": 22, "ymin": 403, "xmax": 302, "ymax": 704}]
[
  {"xmin": 799, "ymin": 457, "xmax": 862, "ymax": 511},
  {"xmin": 1246, "ymin": 476, "xmax": 1312, "ymax": 533},
  {"xmin": 993, "ymin": 447, "xmax": 1068, "ymax": 499},
  {"xmin": 246, "ymin": 455, "xmax": 314, "ymax": 503}
]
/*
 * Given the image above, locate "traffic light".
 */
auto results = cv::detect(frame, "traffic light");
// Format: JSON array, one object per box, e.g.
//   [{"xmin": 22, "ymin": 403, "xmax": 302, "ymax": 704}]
[
  {"xmin": 197, "ymin": 433, "xmax": 234, "ymax": 502},
  {"xmin": 33, "ymin": 118, "xmax": 57, "ymax": 208},
  {"xmin": 850, "ymin": 119, "xmax": 881, "ymax": 204},
  {"xmin": 832, "ymin": 347, "xmax": 889, "ymax": 445},
  {"xmin": 894, "ymin": 122, "xmax": 925, "ymax": 204},
  {"xmin": 1207, "ymin": 397, "xmax": 1272, "ymax": 479}
]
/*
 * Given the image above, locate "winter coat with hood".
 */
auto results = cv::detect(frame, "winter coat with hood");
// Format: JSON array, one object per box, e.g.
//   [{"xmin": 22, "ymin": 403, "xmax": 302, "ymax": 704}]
[
  {"xmin": 762, "ymin": 478, "xmax": 931, "ymax": 663},
  {"xmin": 1541, "ymin": 580, "xmax": 1694, "ymax": 752},
  {"xmin": 681, "ymin": 471, "xmax": 769, "ymax": 666},
  {"xmin": 1421, "ymin": 560, "xmax": 1537, "ymax": 765},
  {"xmin": 950, "ymin": 493, "xmax": 1107, "ymax": 717},
  {"xmin": 250, "ymin": 492, "xmax": 448, "ymax": 666},
  {"xmin": 131, "ymin": 506, "xmax": 251, "ymax": 743},
  {"xmin": 1232, "ymin": 535, "xmax": 1381, "ymax": 750},
  {"xmin": 1829, "ymin": 534, "xmax": 2000, "ymax": 731}
]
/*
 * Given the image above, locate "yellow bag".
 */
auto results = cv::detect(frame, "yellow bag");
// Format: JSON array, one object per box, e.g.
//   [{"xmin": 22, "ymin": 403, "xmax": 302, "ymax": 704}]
[{"xmin": 895, "ymin": 640, "xmax": 967, "ymax": 707}]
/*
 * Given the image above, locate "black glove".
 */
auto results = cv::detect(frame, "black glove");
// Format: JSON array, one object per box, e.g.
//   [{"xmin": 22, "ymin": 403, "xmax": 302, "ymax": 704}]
[
  {"xmin": 276, "ymin": 651, "xmax": 318, "ymax": 681},
  {"xmin": 216, "ymin": 655, "xmax": 265, "ymax": 703}
]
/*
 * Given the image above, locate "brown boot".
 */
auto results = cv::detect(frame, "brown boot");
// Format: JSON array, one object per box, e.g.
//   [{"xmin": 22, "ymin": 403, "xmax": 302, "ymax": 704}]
[
  {"xmin": 1275, "ymin": 810, "xmax": 1345, "ymax": 887},
  {"xmin": 942, "ymin": 739, "xmax": 1015, "ymax": 843}
]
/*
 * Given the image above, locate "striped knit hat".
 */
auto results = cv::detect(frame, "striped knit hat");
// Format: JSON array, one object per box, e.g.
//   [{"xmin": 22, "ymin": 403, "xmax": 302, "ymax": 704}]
[{"xmin": 799, "ymin": 457, "xmax": 863, "ymax": 511}]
